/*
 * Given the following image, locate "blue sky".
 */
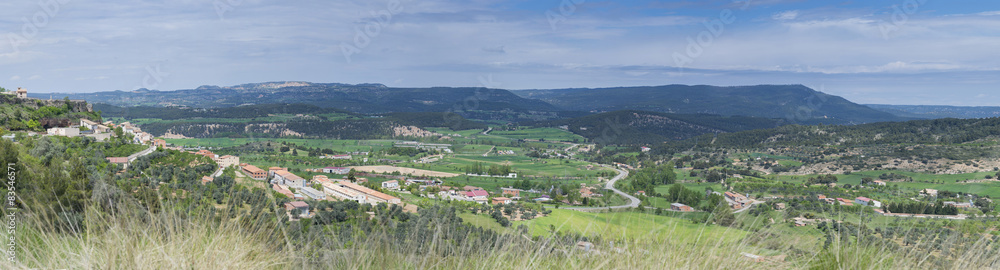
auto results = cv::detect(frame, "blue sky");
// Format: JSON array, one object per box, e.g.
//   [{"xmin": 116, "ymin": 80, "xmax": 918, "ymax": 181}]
[{"xmin": 1, "ymin": 0, "xmax": 999, "ymax": 105}]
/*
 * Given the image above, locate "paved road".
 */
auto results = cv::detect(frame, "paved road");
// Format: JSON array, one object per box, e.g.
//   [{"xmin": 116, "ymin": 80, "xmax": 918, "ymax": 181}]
[
  {"xmin": 604, "ymin": 167, "xmax": 639, "ymax": 209},
  {"xmin": 562, "ymin": 143, "xmax": 579, "ymax": 152},
  {"xmin": 211, "ymin": 167, "xmax": 224, "ymax": 178},
  {"xmin": 734, "ymin": 200, "xmax": 764, "ymax": 213},
  {"xmin": 127, "ymin": 145, "xmax": 156, "ymax": 162},
  {"xmin": 564, "ymin": 166, "xmax": 639, "ymax": 211}
]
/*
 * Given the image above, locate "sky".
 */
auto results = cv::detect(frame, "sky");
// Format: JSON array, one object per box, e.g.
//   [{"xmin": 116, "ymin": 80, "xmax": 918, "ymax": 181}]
[{"xmin": 1, "ymin": 0, "xmax": 999, "ymax": 105}]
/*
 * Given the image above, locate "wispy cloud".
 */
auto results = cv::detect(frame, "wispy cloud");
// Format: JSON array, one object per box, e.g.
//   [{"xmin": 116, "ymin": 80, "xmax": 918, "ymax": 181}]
[{"xmin": 772, "ymin": 10, "xmax": 799, "ymax": 20}]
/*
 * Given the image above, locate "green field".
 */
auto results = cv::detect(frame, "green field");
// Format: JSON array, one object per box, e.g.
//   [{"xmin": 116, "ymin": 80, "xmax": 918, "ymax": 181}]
[
  {"xmin": 399, "ymin": 154, "xmax": 614, "ymax": 179},
  {"xmin": 774, "ymin": 170, "xmax": 1000, "ymax": 197},
  {"xmin": 514, "ymin": 209, "xmax": 747, "ymax": 242},
  {"xmin": 490, "ymin": 128, "xmax": 585, "ymax": 142},
  {"xmin": 453, "ymin": 144, "xmax": 494, "ymax": 155},
  {"xmin": 459, "ymin": 212, "xmax": 513, "ymax": 233}
]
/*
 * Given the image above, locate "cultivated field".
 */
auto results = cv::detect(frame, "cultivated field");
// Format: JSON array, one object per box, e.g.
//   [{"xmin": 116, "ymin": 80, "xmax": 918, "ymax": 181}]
[{"xmin": 350, "ymin": 165, "xmax": 461, "ymax": 178}]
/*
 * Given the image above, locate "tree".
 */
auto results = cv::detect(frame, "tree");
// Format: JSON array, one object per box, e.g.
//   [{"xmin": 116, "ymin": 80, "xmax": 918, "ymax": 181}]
[
  {"xmin": 712, "ymin": 202, "xmax": 735, "ymax": 226},
  {"xmin": 975, "ymin": 197, "xmax": 993, "ymax": 214},
  {"xmin": 861, "ymin": 177, "xmax": 874, "ymax": 186}
]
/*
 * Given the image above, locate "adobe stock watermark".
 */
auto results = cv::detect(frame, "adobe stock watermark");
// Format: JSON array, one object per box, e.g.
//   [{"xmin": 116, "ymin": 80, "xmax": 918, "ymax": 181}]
[
  {"xmin": 442, "ymin": 75, "xmax": 501, "ymax": 130},
  {"xmin": 341, "ymin": 0, "xmax": 404, "ymax": 63},
  {"xmin": 672, "ymin": 0, "xmax": 753, "ymax": 72},
  {"xmin": 7, "ymin": 0, "xmax": 72, "ymax": 54},
  {"xmin": 6, "ymin": 163, "xmax": 18, "ymax": 263},
  {"xmin": 214, "ymin": 0, "xmax": 244, "ymax": 20},
  {"xmin": 878, "ymin": 0, "xmax": 927, "ymax": 40},
  {"xmin": 134, "ymin": 63, "xmax": 170, "ymax": 90},
  {"xmin": 546, "ymin": 0, "xmax": 585, "ymax": 31}
]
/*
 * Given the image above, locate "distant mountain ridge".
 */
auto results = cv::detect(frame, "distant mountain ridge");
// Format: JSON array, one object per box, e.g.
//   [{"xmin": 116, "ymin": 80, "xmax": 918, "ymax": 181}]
[
  {"xmin": 40, "ymin": 82, "xmax": 559, "ymax": 115},
  {"xmin": 514, "ymin": 84, "xmax": 911, "ymax": 124},
  {"xmin": 866, "ymin": 104, "xmax": 1000, "ymax": 119},
  {"xmin": 39, "ymin": 82, "xmax": 913, "ymax": 125}
]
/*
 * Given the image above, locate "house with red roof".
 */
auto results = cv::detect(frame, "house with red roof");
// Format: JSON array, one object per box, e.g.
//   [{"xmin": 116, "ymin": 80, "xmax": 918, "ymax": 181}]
[
  {"xmin": 273, "ymin": 184, "xmax": 295, "ymax": 198},
  {"xmin": 855, "ymin": 197, "xmax": 882, "ymax": 207},
  {"xmin": 106, "ymin": 157, "xmax": 128, "ymax": 164},
  {"xmin": 466, "ymin": 190, "xmax": 489, "ymax": 200},
  {"xmin": 284, "ymin": 201, "xmax": 310, "ymax": 217}
]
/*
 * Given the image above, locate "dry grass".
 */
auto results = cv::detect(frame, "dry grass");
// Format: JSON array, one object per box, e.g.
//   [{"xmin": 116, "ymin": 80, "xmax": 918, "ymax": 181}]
[
  {"xmin": 1, "ymin": 199, "xmax": 287, "ymax": 269},
  {"xmin": 3, "ymin": 199, "xmax": 999, "ymax": 269}
]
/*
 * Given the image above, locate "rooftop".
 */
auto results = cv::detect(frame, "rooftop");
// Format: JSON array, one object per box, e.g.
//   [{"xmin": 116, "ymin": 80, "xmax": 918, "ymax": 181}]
[
  {"xmin": 338, "ymin": 181, "xmax": 398, "ymax": 202},
  {"xmin": 242, "ymin": 164, "xmax": 265, "ymax": 173},
  {"xmin": 287, "ymin": 201, "xmax": 309, "ymax": 208},
  {"xmin": 323, "ymin": 182, "xmax": 362, "ymax": 197},
  {"xmin": 275, "ymin": 170, "xmax": 304, "ymax": 181},
  {"xmin": 106, "ymin": 157, "xmax": 128, "ymax": 164},
  {"xmin": 466, "ymin": 190, "xmax": 489, "ymax": 197}
]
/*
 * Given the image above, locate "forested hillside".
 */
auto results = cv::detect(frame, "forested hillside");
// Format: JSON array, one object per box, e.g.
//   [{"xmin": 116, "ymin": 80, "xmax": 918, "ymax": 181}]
[
  {"xmin": 515, "ymin": 84, "xmax": 909, "ymax": 124},
  {"xmin": 693, "ymin": 117, "xmax": 1000, "ymax": 149},
  {"xmin": 528, "ymin": 110, "xmax": 787, "ymax": 145},
  {"xmin": 95, "ymin": 103, "xmax": 483, "ymax": 139}
]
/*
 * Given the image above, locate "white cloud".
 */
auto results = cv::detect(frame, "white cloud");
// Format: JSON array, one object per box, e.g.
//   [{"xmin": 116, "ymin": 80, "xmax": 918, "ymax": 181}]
[
  {"xmin": 796, "ymin": 61, "xmax": 967, "ymax": 74},
  {"xmin": 10, "ymin": 76, "xmax": 20, "ymax": 81},
  {"xmin": 772, "ymin": 10, "xmax": 799, "ymax": 21}
]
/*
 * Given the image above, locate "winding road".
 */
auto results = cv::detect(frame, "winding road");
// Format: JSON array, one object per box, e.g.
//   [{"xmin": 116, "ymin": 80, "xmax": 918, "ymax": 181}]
[{"xmin": 564, "ymin": 165, "xmax": 639, "ymax": 211}]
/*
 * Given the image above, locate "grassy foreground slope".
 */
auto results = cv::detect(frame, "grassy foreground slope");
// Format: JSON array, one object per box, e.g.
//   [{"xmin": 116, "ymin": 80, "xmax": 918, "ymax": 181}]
[
  {"xmin": 516, "ymin": 209, "xmax": 746, "ymax": 242},
  {"xmin": 10, "ymin": 202, "xmax": 998, "ymax": 269}
]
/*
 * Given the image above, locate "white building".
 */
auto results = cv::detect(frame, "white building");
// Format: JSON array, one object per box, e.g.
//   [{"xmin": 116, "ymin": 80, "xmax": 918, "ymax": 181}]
[
  {"xmin": 215, "ymin": 155, "xmax": 240, "ymax": 168},
  {"xmin": 381, "ymin": 180, "xmax": 400, "ymax": 190},
  {"xmin": 855, "ymin": 197, "xmax": 882, "ymax": 208},
  {"xmin": 47, "ymin": 127, "xmax": 80, "ymax": 137},
  {"xmin": 272, "ymin": 170, "xmax": 307, "ymax": 188},
  {"xmin": 323, "ymin": 182, "xmax": 366, "ymax": 203},
  {"xmin": 338, "ymin": 181, "xmax": 401, "ymax": 205},
  {"xmin": 80, "ymin": 119, "xmax": 99, "ymax": 131},
  {"xmin": 323, "ymin": 167, "xmax": 351, "ymax": 174},
  {"xmin": 300, "ymin": 186, "xmax": 326, "ymax": 200}
]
